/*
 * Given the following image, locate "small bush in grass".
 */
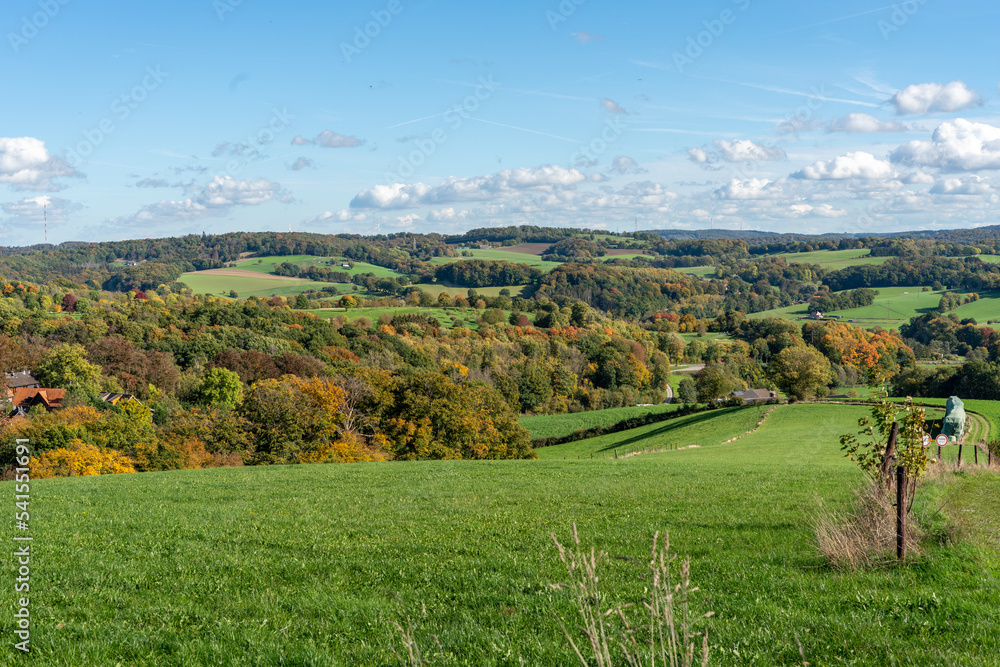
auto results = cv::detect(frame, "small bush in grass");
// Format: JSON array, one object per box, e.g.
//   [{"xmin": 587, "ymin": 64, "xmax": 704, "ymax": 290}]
[{"xmin": 813, "ymin": 481, "xmax": 922, "ymax": 570}]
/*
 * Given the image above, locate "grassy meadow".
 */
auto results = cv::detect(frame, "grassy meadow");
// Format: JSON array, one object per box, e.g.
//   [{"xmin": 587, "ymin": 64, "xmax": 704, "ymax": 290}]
[
  {"xmin": 178, "ymin": 271, "xmax": 350, "ymax": 299},
  {"xmin": 427, "ymin": 248, "xmax": 559, "ymax": 270},
  {"xmin": 5, "ymin": 403, "xmax": 999, "ymax": 665},
  {"xmin": 771, "ymin": 248, "xmax": 893, "ymax": 269},
  {"xmin": 519, "ymin": 403, "xmax": 684, "ymax": 440},
  {"xmin": 748, "ymin": 286, "xmax": 974, "ymax": 328},
  {"xmin": 233, "ymin": 255, "xmax": 405, "ymax": 279}
]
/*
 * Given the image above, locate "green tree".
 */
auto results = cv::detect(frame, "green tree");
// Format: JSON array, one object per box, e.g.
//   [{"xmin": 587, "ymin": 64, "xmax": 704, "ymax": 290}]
[
  {"xmin": 295, "ymin": 293, "xmax": 310, "ymax": 309},
  {"xmin": 197, "ymin": 367, "xmax": 244, "ymax": 409},
  {"xmin": 35, "ymin": 344, "xmax": 102, "ymax": 393},
  {"xmin": 694, "ymin": 364, "xmax": 738, "ymax": 403},
  {"xmin": 768, "ymin": 346, "xmax": 832, "ymax": 401},
  {"xmin": 678, "ymin": 377, "xmax": 698, "ymax": 404}
]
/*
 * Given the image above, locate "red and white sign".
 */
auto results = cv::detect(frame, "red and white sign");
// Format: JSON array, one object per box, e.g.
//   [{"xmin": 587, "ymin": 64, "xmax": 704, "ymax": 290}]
[
  {"xmin": 936, "ymin": 434, "xmax": 949, "ymax": 447},
  {"xmin": 922, "ymin": 435, "xmax": 931, "ymax": 448}
]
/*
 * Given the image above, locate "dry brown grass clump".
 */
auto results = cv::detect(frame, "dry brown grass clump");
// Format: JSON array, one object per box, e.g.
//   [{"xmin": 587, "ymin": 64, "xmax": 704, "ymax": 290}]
[{"xmin": 813, "ymin": 481, "xmax": 922, "ymax": 569}]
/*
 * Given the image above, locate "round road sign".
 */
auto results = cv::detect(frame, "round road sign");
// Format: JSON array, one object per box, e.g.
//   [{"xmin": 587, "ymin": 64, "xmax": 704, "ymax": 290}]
[{"xmin": 936, "ymin": 434, "xmax": 949, "ymax": 447}]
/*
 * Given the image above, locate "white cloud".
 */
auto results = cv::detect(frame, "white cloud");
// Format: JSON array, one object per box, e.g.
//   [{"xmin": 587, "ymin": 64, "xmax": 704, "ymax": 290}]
[
  {"xmin": 0, "ymin": 137, "xmax": 79, "ymax": 191},
  {"xmin": 609, "ymin": 156, "xmax": 647, "ymax": 175},
  {"xmin": 890, "ymin": 81, "xmax": 982, "ymax": 115},
  {"xmin": 713, "ymin": 178, "xmax": 777, "ymax": 200},
  {"xmin": 426, "ymin": 207, "xmax": 470, "ymax": 222},
  {"xmin": 902, "ymin": 171, "xmax": 935, "ymax": 185},
  {"xmin": 289, "ymin": 157, "xmax": 313, "ymax": 171},
  {"xmin": 291, "ymin": 131, "xmax": 366, "ymax": 148},
  {"xmin": 110, "ymin": 175, "xmax": 283, "ymax": 225},
  {"xmin": 1, "ymin": 195, "xmax": 81, "ymax": 226},
  {"xmin": 135, "ymin": 178, "xmax": 172, "ymax": 188},
  {"xmin": 687, "ymin": 147, "xmax": 708, "ymax": 164},
  {"xmin": 713, "ymin": 139, "xmax": 786, "ymax": 162},
  {"xmin": 600, "ymin": 98, "xmax": 628, "ymax": 114},
  {"xmin": 793, "ymin": 151, "xmax": 896, "ymax": 180},
  {"xmin": 303, "ymin": 209, "xmax": 367, "ymax": 225},
  {"xmin": 930, "ymin": 176, "xmax": 992, "ymax": 195},
  {"xmin": 891, "ymin": 119, "xmax": 1000, "ymax": 171},
  {"xmin": 350, "ymin": 165, "xmax": 587, "ymax": 209},
  {"xmin": 315, "ymin": 130, "xmax": 366, "ymax": 148},
  {"xmin": 687, "ymin": 140, "xmax": 784, "ymax": 168},
  {"xmin": 788, "ymin": 203, "xmax": 846, "ymax": 218},
  {"xmin": 828, "ymin": 113, "xmax": 904, "ymax": 133},
  {"xmin": 573, "ymin": 31, "xmax": 602, "ymax": 43}
]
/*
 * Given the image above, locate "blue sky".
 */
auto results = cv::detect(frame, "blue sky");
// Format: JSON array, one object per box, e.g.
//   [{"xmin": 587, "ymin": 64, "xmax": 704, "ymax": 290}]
[{"xmin": 2, "ymin": 0, "xmax": 999, "ymax": 245}]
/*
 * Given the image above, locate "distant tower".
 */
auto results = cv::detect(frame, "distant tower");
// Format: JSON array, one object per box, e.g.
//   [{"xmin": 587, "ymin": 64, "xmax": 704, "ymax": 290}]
[{"xmin": 44, "ymin": 202, "xmax": 47, "ymax": 244}]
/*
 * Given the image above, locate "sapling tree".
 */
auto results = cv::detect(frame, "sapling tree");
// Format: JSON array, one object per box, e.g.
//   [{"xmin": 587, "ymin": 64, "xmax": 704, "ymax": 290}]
[{"xmin": 840, "ymin": 380, "xmax": 931, "ymax": 509}]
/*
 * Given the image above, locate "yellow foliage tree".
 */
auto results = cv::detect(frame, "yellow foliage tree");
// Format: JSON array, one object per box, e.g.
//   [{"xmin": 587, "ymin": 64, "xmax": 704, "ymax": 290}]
[{"xmin": 33, "ymin": 440, "xmax": 135, "ymax": 479}]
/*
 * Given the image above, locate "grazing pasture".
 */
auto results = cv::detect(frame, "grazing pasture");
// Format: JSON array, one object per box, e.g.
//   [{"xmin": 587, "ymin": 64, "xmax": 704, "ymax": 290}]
[
  {"xmin": 749, "ymin": 285, "xmax": 964, "ymax": 328},
  {"xmin": 179, "ymin": 271, "xmax": 350, "ymax": 299},
  {"xmin": 2, "ymin": 403, "xmax": 998, "ymax": 664},
  {"xmin": 519, "ymin": 403, "xmax": 685, "ymax": 440},
  {"xmin": 771, "ymin": 248, "xmax": 893, "ymax": 269}
]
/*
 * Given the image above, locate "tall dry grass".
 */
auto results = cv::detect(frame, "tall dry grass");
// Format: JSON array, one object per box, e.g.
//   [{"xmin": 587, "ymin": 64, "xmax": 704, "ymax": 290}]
[
  {"xmin": 813, "ymin": 480, "xmax": 922, "ymax": 570},
  {"xmin": 549, "ymin": 523, "xmax": 712, "ymax": 667}
]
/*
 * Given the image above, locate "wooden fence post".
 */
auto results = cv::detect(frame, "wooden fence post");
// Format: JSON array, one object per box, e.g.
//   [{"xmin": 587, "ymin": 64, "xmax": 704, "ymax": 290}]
[
  {"xmin": 974, "ymin": 444, "xmax": 978, "ymax": 466},
  {"xmin": 896, "ymin": 465, "xmax": 907, "ymax": 562},
  {"xmin": 958, "ymin": 443, "xmax": 963, "ymax": 467},
  {"xmin": 880, "ymin": 422, "xmax": 899, "ymax": 492},
  {"xmin": 614, "ymin": 449, "xmax": 618, "ymax": 459}
]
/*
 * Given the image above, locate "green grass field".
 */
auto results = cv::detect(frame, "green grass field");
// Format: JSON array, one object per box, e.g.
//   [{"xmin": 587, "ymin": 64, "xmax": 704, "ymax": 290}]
[
  {"xmin": 179, "ymin": 256, "xmax": 407, "ymax": 299},
  {"xmin": 950, "ymin": 291, "xmax": 1000, "ymax": 323},
  {"xmin": 179, "ymin": 272, "xmax": 351, "ymax": 299},
  {"xmin": 536, "ymin": 404, "xmax": 768, "ymax": 459},
  {"xmin": 679, "ymin": 265, "xmax": 717, "ymax": 277},
  {"xmin": 427, "ymin": 249, "xmax": 559, "ymax": 270},
  {"xmin": 771, "ymin": 248, "xmax": 893, "ymax": 269},
  {"xmin": 519, "ymin": 403, "xmax": 684, "ymax": 440},
  {"xmin": 749, "ymin": 286, "xmax": 958, "ymax": 328},
  {"xmin": 414, "ymin": 283, "xmax": 530, "ymax": 298},
  {"xmin": 234, "ymin": 256, "xmax": 404, "ymax": 279},
  {"xmin": 3, "ymin": 403, "xmax": 998, "ymax": 665}
]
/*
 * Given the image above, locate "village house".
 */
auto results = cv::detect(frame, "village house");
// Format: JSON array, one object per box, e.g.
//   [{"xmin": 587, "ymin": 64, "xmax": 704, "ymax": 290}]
[
  {"xmin": 731, "ymin": 388, "xmax": 778, "ymax": 404},
  {"xmin": 7, "ymin": 388, "xmax": 66, "ymax": 418},
  {"xmin": 2, "ymin": 371, "xmax": 41, "ymax": 405}
]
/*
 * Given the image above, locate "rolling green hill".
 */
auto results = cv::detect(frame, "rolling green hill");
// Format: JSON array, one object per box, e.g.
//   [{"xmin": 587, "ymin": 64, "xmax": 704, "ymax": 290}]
[
  {"xmin": 178, "ymin": 272, "xmax": 350, "ymax": 299},
  {"xmin": 748, "ymin": 285, "xmax": 992, "ymax": 328},
  {"xmin": 772, "ymin": 248, "xmax": 893, "ymax": 269},
  {"xmin": 519, "ymin": 403, "xmax": 685, "ymax": 440},
  {"xmin": 6, "ymin": 403, "xmax": 997, "ymax": 665}
]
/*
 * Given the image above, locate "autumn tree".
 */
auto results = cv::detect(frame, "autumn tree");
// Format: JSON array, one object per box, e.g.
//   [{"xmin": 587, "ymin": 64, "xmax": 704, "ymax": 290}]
[
  {"xmin": 385, "ymin": 372, "xmax": 534, "ymax": 461},
  {"xmin": 768, "ymin": 346, "xmax": 833, "ymax": 401},
  {"xmin": 35, "ymin": 344, "xmax": 102, "ymax": 394},
  {"xmin": 197, "ymin": 367, "xmax": 244, "ymax": 409}
]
